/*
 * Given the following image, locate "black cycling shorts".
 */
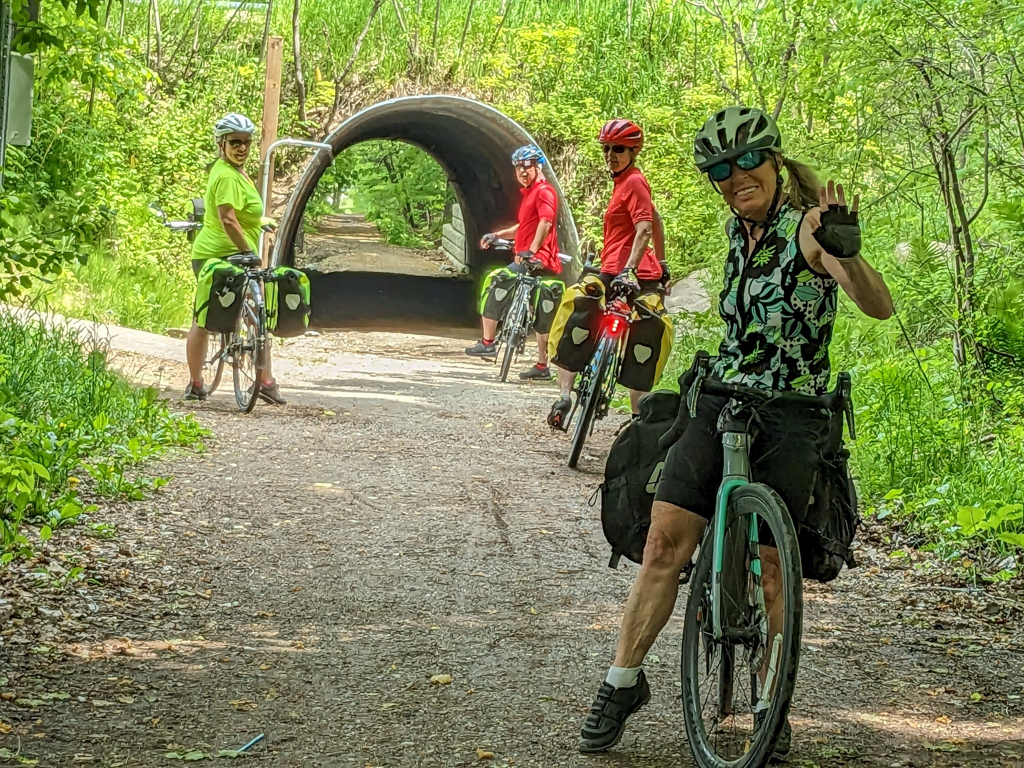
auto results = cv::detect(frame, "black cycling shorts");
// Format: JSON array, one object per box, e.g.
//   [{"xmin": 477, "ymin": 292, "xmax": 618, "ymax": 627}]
[
  {"xmin": 655, "ymin": 393, "xmax": 831, "ymax": 526},
  {"xmin": 192, "ymin": 258, "xmax": 209, "ymax": 277}
]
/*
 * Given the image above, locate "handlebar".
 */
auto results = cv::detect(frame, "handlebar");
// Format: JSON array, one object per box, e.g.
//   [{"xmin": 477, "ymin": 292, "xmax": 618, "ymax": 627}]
[
  {"xmin": 659, "ymin": 351, "xmax": 855, "ymax": 449},
  {"xmin": 227, "ymin": 252, "xmax": 264, "ymax": 269}
]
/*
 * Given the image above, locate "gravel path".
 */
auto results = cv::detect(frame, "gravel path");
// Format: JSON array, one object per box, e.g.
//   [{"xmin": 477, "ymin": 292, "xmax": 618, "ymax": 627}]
[{"xmin": 1, "ymin": 330, "xmax": 1022, "ymax": 767}]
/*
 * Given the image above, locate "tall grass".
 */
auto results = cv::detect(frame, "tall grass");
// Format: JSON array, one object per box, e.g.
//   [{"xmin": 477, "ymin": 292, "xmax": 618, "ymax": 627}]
[{"xmin": 0, "ymin": 311, "xmax": 206, "ymax": 563}]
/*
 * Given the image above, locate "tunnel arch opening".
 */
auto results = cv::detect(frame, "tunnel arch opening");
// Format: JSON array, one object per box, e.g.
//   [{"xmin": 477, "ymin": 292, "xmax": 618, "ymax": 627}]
[{"xmin": 272, "ymin": 96, "xmax": 579, "ymax": 331}]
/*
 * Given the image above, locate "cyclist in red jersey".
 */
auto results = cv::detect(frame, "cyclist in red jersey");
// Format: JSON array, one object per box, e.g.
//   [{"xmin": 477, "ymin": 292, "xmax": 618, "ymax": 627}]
[
  {"xmin": 467, "ymin": 145, "xmax": 563, "ymax": 380},
  {"xmin": 547, "ymin": 120, "xmax": 672, "ymax": 428}
]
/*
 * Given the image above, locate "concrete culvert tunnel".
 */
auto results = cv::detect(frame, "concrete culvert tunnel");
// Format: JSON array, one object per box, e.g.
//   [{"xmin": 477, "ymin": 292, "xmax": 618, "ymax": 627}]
[{"xmin": 272, "ymin": 95, "xmax": 580, "ymax": 331}]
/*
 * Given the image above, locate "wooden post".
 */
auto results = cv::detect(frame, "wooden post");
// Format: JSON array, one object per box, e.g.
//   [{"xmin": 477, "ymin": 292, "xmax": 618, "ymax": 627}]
[{"xmin": 259, "ymin": 35, "xmax": 283, "ymax": 264}]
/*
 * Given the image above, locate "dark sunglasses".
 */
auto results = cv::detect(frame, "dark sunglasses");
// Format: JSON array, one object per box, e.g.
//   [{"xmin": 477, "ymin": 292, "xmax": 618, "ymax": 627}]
[
  {"xmin": 227, "ymin": 138, "xmax": 252, "ymax": 148},
  {"xmin": 706, "ymin": 149, "xmax": 770, "ymax": 182},
  {"xmin": 602, "ymin": 144, "xmax": 630, "ymax": 155}
]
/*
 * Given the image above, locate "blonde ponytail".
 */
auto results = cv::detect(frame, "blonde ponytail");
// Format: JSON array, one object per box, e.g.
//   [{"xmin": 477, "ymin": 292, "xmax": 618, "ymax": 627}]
[{"xmin": 775, "ymin": 153, "xmax": 821, "ymax": 211}]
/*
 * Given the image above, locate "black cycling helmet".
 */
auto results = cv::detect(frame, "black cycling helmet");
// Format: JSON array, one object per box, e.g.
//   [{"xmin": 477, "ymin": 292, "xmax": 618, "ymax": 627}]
[{"xmin": 694, "ymin": 107, "xmax": 782, "ymax": 172}]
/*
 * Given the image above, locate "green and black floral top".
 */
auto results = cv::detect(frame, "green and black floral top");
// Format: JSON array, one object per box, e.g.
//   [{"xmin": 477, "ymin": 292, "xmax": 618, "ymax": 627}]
[{"xmin": 713, "ymin": 203, "xmax": 838, "ymax": 395}]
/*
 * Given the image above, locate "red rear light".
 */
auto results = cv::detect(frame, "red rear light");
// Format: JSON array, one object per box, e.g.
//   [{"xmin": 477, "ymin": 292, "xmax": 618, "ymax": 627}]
[{"xmin": 603, "ymin": 314, "xmax": 624, "ymax": 337}]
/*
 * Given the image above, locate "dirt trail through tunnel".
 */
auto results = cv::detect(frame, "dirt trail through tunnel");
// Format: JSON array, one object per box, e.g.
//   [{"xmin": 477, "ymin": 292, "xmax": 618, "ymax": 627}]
[
  {"xmin": 1, "ymin": 330, "xmax": 1022, "ymax": 767},
  {"xmin": 296, "ymin": 214, "xmax": 454, "ymax": 278}
]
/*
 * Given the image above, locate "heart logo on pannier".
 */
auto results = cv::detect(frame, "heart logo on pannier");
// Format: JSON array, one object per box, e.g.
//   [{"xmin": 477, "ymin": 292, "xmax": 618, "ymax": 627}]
[
  {"xmin": 219, "ymin": 292, "xmax": 236, "ymax": 308},
  {"xmin": 542, "ymin": 300, "xmax": 555, "ymax": 313},
  {"xmin": 633, "ymin": 344, "xmax": 652, "ymax": 364},
  {"xmin": 494, "ymin": 288, "xmax": 509, "ymax": 301},
  {"xmin": 571, "ymin": 327, "xmax": 590, "ymax": 345},
  {"xmin": 285, "ymin": 294, "xmax": 301, "ymax": 311}
]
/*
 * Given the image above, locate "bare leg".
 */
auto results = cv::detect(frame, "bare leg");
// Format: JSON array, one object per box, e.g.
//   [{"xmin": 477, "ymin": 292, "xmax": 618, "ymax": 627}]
[
  {"xmin": 629, "ymin": 389, "xmax": 643, "ymax": 414},
  {"xmin": 186, "ymin": 323, "xmax": 209, "ymax": 385},
  {"xmin": 536, "ymin": 333, "xmax": 549, "ymax": 366},
  {"xmin": 556, "ymin": 366, "xmax": 574, "ymax": 398},
  {"xmin": 613, "ymin": 502, "xmax": 708, "ymax": 667},
  {"xmin": 481, "ymin": 317, "xmax": 499, "ymax": 340},
  {"xmin": 756, "ymin": 546, "xmax": 784, "ymax": 693},
  {"xmin": 262, "ymin": 337, "xmax": 275, "ymax": 385}
]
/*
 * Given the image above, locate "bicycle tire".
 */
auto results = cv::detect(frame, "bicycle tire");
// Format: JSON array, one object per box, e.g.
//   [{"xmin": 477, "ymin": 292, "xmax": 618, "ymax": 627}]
[
  {"xmin": 567, "ymin": 335, "xmax": 612, "ymax": 469},
  {"xmin": 203, "ymin": 333, "xmax": 227, "ymax": 395},
  {"xmin": 232, "ymin": 289, "xmax": 265, "ymax": 413},
  {"xmin": 680, "ymin": 483, "xmax": 803, "ymax": 768},
  {"xmin": 498, "ymin": 288, "xmax": 529, "ymax": 383}
]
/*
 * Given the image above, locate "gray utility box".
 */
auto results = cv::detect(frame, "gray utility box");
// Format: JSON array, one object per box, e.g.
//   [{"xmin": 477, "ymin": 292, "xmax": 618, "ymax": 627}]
[{"xmin": 7, "ymin": 52, "xmax": 32, "ymax": 147}]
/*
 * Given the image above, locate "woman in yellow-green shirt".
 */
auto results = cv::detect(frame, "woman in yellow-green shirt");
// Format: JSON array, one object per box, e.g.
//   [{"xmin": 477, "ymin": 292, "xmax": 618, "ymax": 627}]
[{"xmin": 185, "ymin": 113, "xmax": 285, "ymax": 405}]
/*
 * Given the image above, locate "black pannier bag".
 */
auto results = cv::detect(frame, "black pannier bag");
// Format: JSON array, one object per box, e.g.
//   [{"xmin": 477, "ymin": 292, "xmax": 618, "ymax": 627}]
[
  {"xmin": 799, "ymin": 398, "xmax": 860, "ymax": 582},
  {"xmin": 597, "ymin": 356, "xmax": 702, "ymax": 568},
  {"xmin": 599, "ymin": 389, "xmax": 681, "ymax": 568}
]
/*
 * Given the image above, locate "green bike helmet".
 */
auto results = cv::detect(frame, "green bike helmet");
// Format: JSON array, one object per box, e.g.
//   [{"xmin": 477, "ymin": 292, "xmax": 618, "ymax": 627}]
[{"xmin": 694, "ymin": 107, "xmax": 782, "ymax": 172}]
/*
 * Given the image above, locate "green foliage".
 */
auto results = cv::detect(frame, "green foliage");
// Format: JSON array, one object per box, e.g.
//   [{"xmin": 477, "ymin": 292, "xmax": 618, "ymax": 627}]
[
  {"xmin": 7, "ymin": 0, "xmax": 1024, "ymax": 567},
  {"xmin": 0, "ymin": 312, "xmax": 206, "ymax": 563},
  {"xmin": 312, "ymin": 141, "xmax": 453, "ymax": 248}
]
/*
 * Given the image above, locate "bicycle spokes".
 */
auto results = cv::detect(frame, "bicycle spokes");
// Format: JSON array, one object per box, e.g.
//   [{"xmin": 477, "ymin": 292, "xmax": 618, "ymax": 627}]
[{"xmin": 684, "ymin": 505, "xmax": 789, "ymax": 766}]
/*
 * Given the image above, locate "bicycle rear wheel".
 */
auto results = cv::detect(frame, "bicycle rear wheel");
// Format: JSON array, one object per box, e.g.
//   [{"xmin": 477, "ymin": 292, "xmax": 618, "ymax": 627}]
[
  {"xmin": 203, "ymin": 333, "xmax": 227, "ymax": 395},
  {"xmin": 232, "ymin": 289, "xmax": 266, "ymax": 413},
  {"xmin": 680, "ymin": 483, "xmax": 803, "ymax": 768},
  {"xmin": 567, "ymin": 334, "xmax": 614, "ymax": 469}
]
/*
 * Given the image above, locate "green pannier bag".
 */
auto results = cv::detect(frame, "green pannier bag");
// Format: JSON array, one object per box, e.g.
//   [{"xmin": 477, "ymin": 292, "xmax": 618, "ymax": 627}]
[
  {"xmin": 194, "ymin": 258, "xmax": 247, "ymax": 334},
  {"xmin": 266, "ymin": 266, "xmax": 311, "ymax": 337}
]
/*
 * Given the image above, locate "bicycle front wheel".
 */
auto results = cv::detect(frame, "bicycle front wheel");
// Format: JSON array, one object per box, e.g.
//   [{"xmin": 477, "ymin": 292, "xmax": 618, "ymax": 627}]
[
  {"xmin": 232, "ymin": 290, "xmax": 266, "ymax": 413},
  {"xmin": 680, "ymin": 483, "xmax": 803, "ymax": 768},
  {"xmin": 567, "ymin": 334, "xmax": 615, "ymax": 469},
  {"xmin": 498, "ymin": 288, "xmax": 528, "ymax": 383}
]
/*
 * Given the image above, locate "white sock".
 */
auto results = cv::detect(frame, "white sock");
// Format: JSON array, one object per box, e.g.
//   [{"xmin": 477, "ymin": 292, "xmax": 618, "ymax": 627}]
[{"xmin": 605, "ymin": 665, "xmax": 642, "ymax": 689}]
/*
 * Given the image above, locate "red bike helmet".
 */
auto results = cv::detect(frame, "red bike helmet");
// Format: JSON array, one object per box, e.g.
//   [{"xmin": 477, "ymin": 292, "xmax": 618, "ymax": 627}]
[{"xmin": 598, "ymin": 119, "xmax": 644, "ymax": 149}]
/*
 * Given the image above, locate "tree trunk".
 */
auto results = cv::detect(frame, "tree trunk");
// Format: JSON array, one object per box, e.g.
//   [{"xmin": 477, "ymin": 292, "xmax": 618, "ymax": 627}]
[
  {"xmin": 321, "ymin": 0, "xmax": 383, "ymax": 135},
  {"xmin": 458, "ymin": 0, "xmax": 474, "ymax": 58},
  {"xmin": 260, "ymin": 0, "xmax": 275, "ymax": 63},
  {"xmin": 432, "ymin": 0, "xmax": 440, "ymax": 50},
  {"xmin": 152, "ymin": 0, "xmax": 163, "ymax": 69},
  {"xmin": 293, "ymin": 0, "xmax": 307, "ymax": 124}
]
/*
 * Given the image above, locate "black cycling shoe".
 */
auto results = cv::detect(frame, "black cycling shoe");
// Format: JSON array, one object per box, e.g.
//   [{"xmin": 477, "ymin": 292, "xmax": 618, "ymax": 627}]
[
  {"xmin": 183, "ymin": 382, "xmax": 208, "ymax": 401},
  {"xmin": 520, "ymin": 364, "xmax": 552, "ymax": 381},
  {"xmin": 465, "ymin": 340, "xmax": 497, "ymax": 358},
  {"xmin": 754, "ymin": 709, "xmax": 792, "ymax": 761},
  {"xmin": 578, "ymin": 671, "xmax": 651, "ymax": 753},
  {"xmin": 547, "ymin": 395, "xmax": 571, "ymax": 431}
]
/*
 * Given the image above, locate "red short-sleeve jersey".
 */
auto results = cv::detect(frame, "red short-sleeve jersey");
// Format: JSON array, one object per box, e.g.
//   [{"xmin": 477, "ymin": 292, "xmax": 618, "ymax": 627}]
[
  {"xmin": 515, "ymin": 178, "xmax": 561, "ymax": 274},
  {"xmin": 601, "ymin": 167, "xmax": 662, "ymax": 281}
]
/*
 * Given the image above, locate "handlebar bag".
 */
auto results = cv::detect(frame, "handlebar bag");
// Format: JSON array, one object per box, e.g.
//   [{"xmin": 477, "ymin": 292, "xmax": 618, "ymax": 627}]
[
  {"xmin": 548, "ymin": 274, "xmax": 606, "ymax": 372},
  {"xmin": 266, "ymin": 266, "xmax": 312, "ymax": 338},
  {"xmin": 194, "ymin": 258, "xmax": 246, "ymax": 334}
]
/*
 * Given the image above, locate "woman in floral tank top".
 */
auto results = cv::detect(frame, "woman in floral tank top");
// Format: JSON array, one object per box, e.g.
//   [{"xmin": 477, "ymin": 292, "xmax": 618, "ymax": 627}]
[{"xmin": 578, "ymin": 107, "xmax": 894, "ymax": 755}]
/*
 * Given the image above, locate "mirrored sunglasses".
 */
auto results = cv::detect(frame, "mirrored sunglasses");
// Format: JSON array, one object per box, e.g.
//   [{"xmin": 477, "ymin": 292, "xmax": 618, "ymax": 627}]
[{"xmin": 707, "ymin": 149, "xmax": 769, "ymax": 183}]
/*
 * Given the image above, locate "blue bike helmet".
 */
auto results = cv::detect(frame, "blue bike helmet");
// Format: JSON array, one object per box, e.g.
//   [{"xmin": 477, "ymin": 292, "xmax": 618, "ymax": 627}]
[{"xmin": 511, "ymin": 144, "xmax": 546, "ymax": 165}]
